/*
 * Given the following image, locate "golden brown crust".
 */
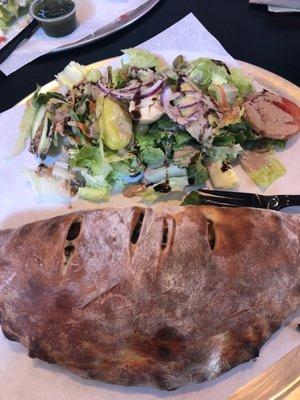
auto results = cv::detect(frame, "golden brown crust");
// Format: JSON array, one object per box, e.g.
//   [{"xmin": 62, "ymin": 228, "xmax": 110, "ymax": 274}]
[{"xmin": 0, "ymin": 206, "xmax": 300, "ymax": 390}]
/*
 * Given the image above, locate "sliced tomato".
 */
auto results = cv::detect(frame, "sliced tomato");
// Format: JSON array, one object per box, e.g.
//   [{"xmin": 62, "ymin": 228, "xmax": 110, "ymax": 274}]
[{"xmin": 273, "ymin": 97, "xmax": 300, "ymax": 126}]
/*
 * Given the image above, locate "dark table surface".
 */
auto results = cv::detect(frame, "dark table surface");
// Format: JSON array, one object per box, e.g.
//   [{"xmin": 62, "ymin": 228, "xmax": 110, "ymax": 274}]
[{"xmin": 0, "ymin": 0, "xmax": 299, "ymax": 112}]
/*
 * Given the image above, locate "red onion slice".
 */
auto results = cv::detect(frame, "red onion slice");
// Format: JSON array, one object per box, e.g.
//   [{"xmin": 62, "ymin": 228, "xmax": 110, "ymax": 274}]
[
  {"xmin": 178, "ymin": 100, "xmax": 202, "ymax": 110},
  {"xmin": 161, "ymin": 85, "xmax": 181, "ymax": 120},
  {"xmin": 98, "ymin": 81, "xmax": 112, "ymax": 96},
  {"xmin": 138, "ymin": 79, "xmax": 164, "ymax": 99},
  {"xmin": 98, "ymin": 79, "xmax": 164, "ymax": 101},
  {"xmin": 161, "ymin": 85, "xmax": 201, "ymax": 126},
  {"xmin": 117, "ymin": 83, "xmax": 141, "ymax": 93}
]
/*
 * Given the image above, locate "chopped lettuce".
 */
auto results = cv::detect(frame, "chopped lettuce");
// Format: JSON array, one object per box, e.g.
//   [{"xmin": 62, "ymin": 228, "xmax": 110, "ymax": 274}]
[
  {"xmin": 78, "ymin": 185, "xmax": 111, "ymax": 202},
  {"xmin": 33, "ymin": 91, "xmax": 65, "ymax": 108},
  {"xmin": 139, "ymin": 186, "xmax": 162, "ymax": 202},
  {"xmin": 70, "ymin": 144, "xmax": 113, "ymax": 199},
  {"xmin": 271, "ymin": 139, "xmax": 287, "ymax": 150},
  {"xmin": 56, "ymin": 61, "xmax": 85, "ymax": 88},
  {"xmin": 122, "ymin": 48, "xmax": 160, "ymax": 69},
  {"xmin": 108, "ymin": 161, "xmax": 130, "ymax": 183},
  {"xmin": 181, "ymin": 191, "xmax": 206, "ymax": 206},
  {"xmin": 111, "ymin": 68, "xmax": 127, "ymax": 89},
  {"xmin": 173, "ymin": 145, "xmax": 199, "ymax": 168},
  {"xmin": 0, "ymin": 0, "xmax": 30, "ymax": 30},
  {"xmin": 75, "ymin": 167, "xmax": 111, "ymax": 201},
  {"xmin": 228, "ymin": 68, "xmax": 253, "ymax": 98},
  {"xmin": 206, "ymin": 144, "xmax": 243, "ymax": 163},
  {"xmin": 208, "ymin": 84, "xmax": 238, "ymax": 107},
  {"xmin": 168, "ymin": 176, "xmax": 189, "ymax": 191},
  {"xmin": 214, "ymin": 123, "xmax": 287, "ymax": 153},
  {"xmin": 139, "ymin": 147, "xmax": 165, "ymax": 168},
  {"xmin": 12, "ymin": 89, "xmax": 64, "ymax": 157},
  {"xmin": 187, "ymin": 158, "xmax": 209, "ymax": 185},
  {"xmin": 135, "ymin": 130, "xmax": 156, "ymax": 150},
  {"xmin": 141, "ymin": 175, "xmax": 188, "ymax": 200},
  {"xmin": 85, "ymin": 68, "xmax": 101, "ymax": 83},
  {"xmin": 175, "ymin": 56, "xmax": 253, "ymax": 98},
  {"xmin": 174, "ymin": 131, "xmax": 194, "ymax": 148},
  {"xmin": 105, "ymin": 151, "xmax": 135, "ymax": 164},
  {"xmin": 24, "ymin": 169, "xmax": 70, "ymax": 198},
  {"xmin": 136, "ymin": 116, "xmax": 195, "ymax": 168},
  {"xmin": 213, "ymin": 122, "xmax": 255, "ymax": 147},
  {"xmin": 13, "ymin": 101, "xmax": 37, "ymax": 157},
  {"xmin": 243, "ymin": 138, "xmax": 287, "ymax": 152},
  {"xmin": 69, "ymin": 145, "xmax": 109, "ymax": 176},
  {"xmin": 188, "ymin": 58, "xmax": 229, "ymax": 88},
  {"xmin": 144, "ymin": 164, "xmax": 186, "ymax": 184},
  {"xmin": 149, "ymin": 115, "xmax": 182, "ymax": 133},
  {"xmin": 108, "ymin": 160, "xmax": 138, "ymax": 183}
]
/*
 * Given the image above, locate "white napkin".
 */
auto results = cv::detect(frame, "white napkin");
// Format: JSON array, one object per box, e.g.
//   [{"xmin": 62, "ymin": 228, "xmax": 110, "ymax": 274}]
[
  {"xmin": 250, "ymin": 0, "xmax": 300, "ymax": 11},
  {"xmin": 268, "ymin": 5, "xmax": 300, "ymax": 11},
  {"xmin": 250, "ymin": 0, "xmax": 300, "ymax": 6},
  {"xmin": 0, "ymin": 13, "xmax": 300, "ymax": 400},
  {"xmin": 0, "ymin": 0, "xmax": 146, "ymax": 75}
]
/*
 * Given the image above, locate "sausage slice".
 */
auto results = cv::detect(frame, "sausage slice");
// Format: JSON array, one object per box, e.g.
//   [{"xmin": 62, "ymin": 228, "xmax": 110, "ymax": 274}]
[{"xmin": 243, "ymin": 90, "xmax": 300, "ymax": 139}]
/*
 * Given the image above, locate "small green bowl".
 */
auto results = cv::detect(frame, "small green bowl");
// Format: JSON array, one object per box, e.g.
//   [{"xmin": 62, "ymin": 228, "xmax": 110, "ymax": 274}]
[{"xmin": 30, "ymin": 0, "xmax": 76, "ymax": 38}]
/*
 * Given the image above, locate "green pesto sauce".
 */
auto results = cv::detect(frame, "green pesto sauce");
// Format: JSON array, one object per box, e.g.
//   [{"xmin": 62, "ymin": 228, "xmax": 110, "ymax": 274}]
[{"xmin": 34, "ymin": 0, "xmax": 74, "ymax": 19}]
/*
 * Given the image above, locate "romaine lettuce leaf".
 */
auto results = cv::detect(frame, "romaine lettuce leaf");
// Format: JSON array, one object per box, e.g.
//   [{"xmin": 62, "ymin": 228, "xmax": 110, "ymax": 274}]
[
  {"xmin": 144, "ymin": 164, "xmax": 186, "ymax": 184},
  {"xmin": 122, "ymin": 48, "xmax": 160, "ymax": 69},
  {"xmin": 168, "ymin": 176, "xmax": 189, "ymax": 191},
  {"xmin": 189, "ymin": 58, "xmax": 229, "ymax": 88},
  {"xmin": 208, "ymin": 161, "xmax": 239, "ymax": 189},
  {"xmin": 111, "ymin": 68, "xmax": 127, "ymax": 89},
  {"xmin": 173, "ymin": 145, "xmax": 199, "ymax": 167},
  {"xmin": 213, "ymin": 122, "xmax": 255, "ymax": 147},
  {"xmin": 149, "ymin": 115, "xmax": 182, "ymax": 133},
  {"xmin": 187, "ymin": 158, "xmax": 209, "ymax": 185},
  {"xmin": 243, "ymin": 138, "xmax": 287, "ymax": 152},
  {"xmin": 139, "ymin": 146, "xmax": 165, "ymax": 168},
  {"xmin": 108, "ymin": 160, "xmax": 133, "ymax": 183},
  {"xmin": 78, "ymin": 185, "xmax": 111, "ymax": 202},
  {"xmin": 228, "ymin": 68, "xmax": 253, "ymax": 98},
  {"xmin": 33, "ymin": 91, "xmax": 65, "ymax": 108},
  {"xmin": 174, "ymin": 131, "xmax": 194, "ymax": 147},
  {"xmin": 135, "ymin": 130, "xmax": 156, "ymax": 150},
  {"xmin": 139, "ymin": 186, "xmax": 163, "ymax": 202},
  {"xmin": 181, "ymin": 191, "xmax": 206, "ymax": 206},
  {"xmin": 206, "ymin": 144, "xmax": 243, "ymax": 163},
  {"xmin": 70, "ymin": 145, "xmax": 111, "ymax": 176},
  {"xmin": 11, "ymin": 87, "xmax": 64, "ymax": 158},
  {"xmin": 56, "ymin": 61, "xmax": 85, "ymax": 88},
  {"xmin": 85, "ymin": 68, "xmax": 101, "ymax": 83},
  {"xmin": 0, "ymin": 1, "xmax": 18, "ymax": 26},
  {"xmin": 12, "ymin": 101, "xmax": 37, "ymax": 157},
  {"xmin": 24, "ymin": 169, "xmax": 70, "ymax": 199},
  {"xmin": 105, "ymin": 151, "xmax": 136, "ymax": 164}
]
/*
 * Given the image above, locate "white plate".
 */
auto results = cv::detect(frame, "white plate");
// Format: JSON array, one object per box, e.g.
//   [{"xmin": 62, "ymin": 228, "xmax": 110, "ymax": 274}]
[{"xmin": 1, "ymin": 53, "xmax": 299, "ymax": 400}]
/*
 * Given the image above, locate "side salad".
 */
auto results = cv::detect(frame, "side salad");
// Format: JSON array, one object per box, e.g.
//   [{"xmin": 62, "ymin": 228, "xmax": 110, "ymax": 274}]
[
  {"xmin": 0, "ymin": 0, "xmax": 30, "ymax": 32},
  {"xmin": 15, "ymin": 48, "xmax": 296, "ymax": 203}
]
